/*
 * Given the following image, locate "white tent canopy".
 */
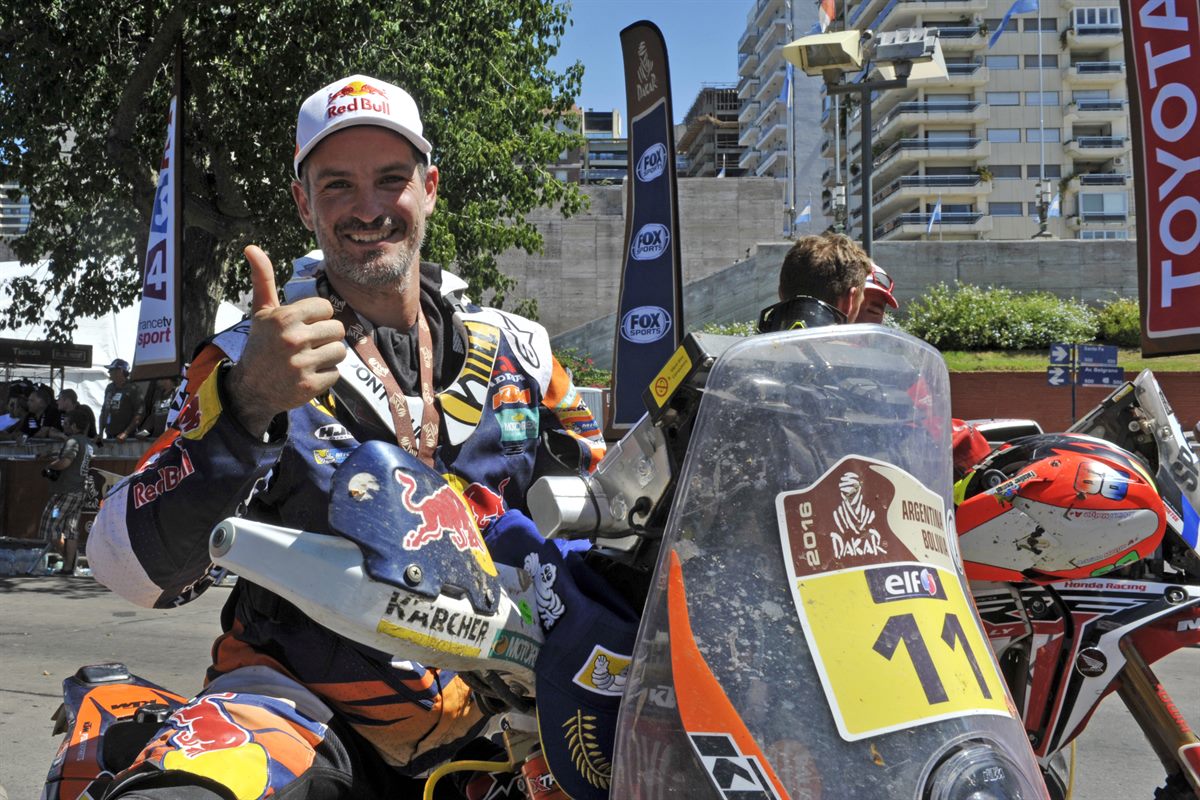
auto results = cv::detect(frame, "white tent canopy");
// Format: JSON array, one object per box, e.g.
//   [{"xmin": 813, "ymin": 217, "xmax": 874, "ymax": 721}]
[{"xmin": 0, "ymin": 260, "xmax": 245, "ymax": 410}]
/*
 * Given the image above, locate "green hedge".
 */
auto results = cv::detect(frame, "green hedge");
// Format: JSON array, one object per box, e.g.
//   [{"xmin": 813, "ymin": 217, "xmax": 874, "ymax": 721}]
[
  {"xmin": 1096, "ymin": 296, "xmax": 1141, "ymax": 347},
  {"xmin": 899, "ymin": 283, "xmax": 1098, "ymax": 350}
]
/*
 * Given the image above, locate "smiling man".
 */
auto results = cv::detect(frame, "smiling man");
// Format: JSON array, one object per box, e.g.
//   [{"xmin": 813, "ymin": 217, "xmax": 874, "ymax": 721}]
[{"xmin": 88, "ymin": 74, "xmax": 605, "ymax": 798}]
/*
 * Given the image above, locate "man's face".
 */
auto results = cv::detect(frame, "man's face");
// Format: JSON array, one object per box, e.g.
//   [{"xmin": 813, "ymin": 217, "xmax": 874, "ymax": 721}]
[
  {"xmin": 109, "ymin": 368, "xmax": 127, "ymax": 386},
  {"xmin": 292, "ymin": 127, "xmax": 439, "ymax": 294},
  {"xmin": 56, "ymin": 396, "xmax": 72, "ymax": 411},
  {"xmin": 28, "ymin": 394, "xmax": 46, "ymax": 415},
  {"xmin": 856, "ymin": 291, "xmax": 890, "ymax": 324}
]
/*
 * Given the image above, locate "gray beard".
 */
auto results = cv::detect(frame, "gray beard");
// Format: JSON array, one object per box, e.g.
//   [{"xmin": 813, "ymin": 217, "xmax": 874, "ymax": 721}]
[{"xmin": 320, "ymin": 214, "xmax": 426, "ymax": 293}]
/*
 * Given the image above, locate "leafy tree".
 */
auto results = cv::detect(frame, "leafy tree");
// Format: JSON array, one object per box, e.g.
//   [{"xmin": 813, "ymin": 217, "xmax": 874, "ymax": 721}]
[{"xmin": 0, "ymin": 0, "xmax": 584, "ymax": 351}]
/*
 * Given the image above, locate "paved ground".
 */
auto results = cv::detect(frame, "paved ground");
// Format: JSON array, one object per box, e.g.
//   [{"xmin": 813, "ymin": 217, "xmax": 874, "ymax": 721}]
[{"xmin": 2, "ymin": 575, "xmax": 1198, "ymax": 798}]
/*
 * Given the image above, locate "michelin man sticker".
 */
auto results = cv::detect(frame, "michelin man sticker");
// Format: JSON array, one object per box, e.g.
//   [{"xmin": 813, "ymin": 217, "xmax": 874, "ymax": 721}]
[{"xmin": 776, "ymin": 454, "xmax": 1012, "ymax": 740}]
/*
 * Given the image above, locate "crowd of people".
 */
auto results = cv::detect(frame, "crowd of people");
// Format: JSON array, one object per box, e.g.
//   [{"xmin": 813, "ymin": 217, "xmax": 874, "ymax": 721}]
[{"xmin": 0, "ymin": 359, "xmax": 179, "ymax": 445}]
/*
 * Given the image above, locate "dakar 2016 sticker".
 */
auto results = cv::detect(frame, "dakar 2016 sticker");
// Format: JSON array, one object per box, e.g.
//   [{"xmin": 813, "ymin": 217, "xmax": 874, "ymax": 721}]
[{"xmin": 776, "ymin": 455, "xmax": 1011, "ymax": 740}]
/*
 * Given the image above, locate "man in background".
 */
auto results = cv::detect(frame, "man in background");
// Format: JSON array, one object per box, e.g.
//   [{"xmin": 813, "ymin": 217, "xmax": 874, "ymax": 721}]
[
  {"xmin": 55, "ymin": 388, "xmax": 98, "ymax": 439},
  {"xmin": 100, "ymin": 359, "xmax": 141, "ymax": 442},
  {"xmin": 760, "ymin": 233, "xmax": 872, "ymax": 332},
  {"xmin": 856, "ymin": 263, "xmax": 900, "ymax": 324},
  {"xmin": 39, "ymin": 408, "xmax": 95, "ymax": 575}
]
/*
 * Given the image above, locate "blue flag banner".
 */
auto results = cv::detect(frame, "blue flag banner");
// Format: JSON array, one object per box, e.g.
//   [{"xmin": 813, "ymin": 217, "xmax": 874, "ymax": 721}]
[
  {"xmin": 611, "ymin": 22, "xmax": 684, "ymax": 431},
  {"xmin": 797, "ymin": 203, "xmax": 812, "ymax": 223},
  {"xmin": 927, "ymin": 197, "xmax": 942, "ymax": 234},
  {"xmin": 988, "ymin": 0, "xmax": 1038, "ymax": 48},
  {"xmin": 1048, "ymin": 192, "xmax": 1061, "ymax": 217}
]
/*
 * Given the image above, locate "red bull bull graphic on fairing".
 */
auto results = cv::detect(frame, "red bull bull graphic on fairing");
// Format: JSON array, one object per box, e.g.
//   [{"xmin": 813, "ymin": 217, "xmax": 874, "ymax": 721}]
[{"xmin": 396, "ymin": 470, "xmax": 486, "ymax": 555}]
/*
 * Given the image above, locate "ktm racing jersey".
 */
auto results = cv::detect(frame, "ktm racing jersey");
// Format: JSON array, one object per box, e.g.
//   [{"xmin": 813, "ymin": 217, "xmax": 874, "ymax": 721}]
[{"xmin": 88, "ymin": 264, "xmax": 606, "ymax": 774}]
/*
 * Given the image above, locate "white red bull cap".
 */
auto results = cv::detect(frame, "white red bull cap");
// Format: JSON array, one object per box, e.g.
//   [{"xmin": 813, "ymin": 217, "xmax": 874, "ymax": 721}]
[{"xmin": 294, "ymin": 74, "xmax": 432, "ymax": 178}]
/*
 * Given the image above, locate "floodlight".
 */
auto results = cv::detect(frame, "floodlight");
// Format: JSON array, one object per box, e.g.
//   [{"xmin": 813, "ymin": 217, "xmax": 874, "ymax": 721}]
[
  {"xmin": 873, "ymin": 28, "xmax": 948, "ymax": 84},
  {"xmin": 782, "ymin": 31, "xmax": 865, "ymax": 76}
]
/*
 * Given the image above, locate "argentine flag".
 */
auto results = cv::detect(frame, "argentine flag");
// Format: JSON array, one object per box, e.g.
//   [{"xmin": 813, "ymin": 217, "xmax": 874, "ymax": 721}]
[
  {"xmin": 989, "ymin": 0, "xmax": 1039, "ymax": 48},
  {"xmin": 797, "ymin": 203, "xmax": 813, "ymax": 224},
  {"xmin": 927, "ymin": 197, "xmax": 943, "ymax": 234}
]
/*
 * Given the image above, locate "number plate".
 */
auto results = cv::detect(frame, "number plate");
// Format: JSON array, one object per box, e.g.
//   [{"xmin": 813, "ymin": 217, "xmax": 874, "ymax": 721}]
[{"xmin": 777, "ymin": 455, "xmax": 1012, "ymax": 740}]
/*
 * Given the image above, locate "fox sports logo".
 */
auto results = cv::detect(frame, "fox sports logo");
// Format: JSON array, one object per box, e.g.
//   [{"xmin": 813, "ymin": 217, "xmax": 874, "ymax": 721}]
[
  {"xmin": 630, "ymin": 223, "xmax": 670, "ymax": 261},
  {"xmin": 621, "ymin": 306, "xmax": 672, "ymax": 344},
  {"xmin": 636, "ymin": 142, "xmax": 667, "ymax": 182}
]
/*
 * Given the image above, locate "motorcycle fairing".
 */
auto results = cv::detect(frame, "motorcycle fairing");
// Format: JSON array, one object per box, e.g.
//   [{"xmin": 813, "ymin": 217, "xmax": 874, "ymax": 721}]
[
  {"xmin": 42, "ymin": 667, "xmax": 186, "ymax": 800},
  {"xmin": 973, "ymin": 579, "xmax": 1200, "ymax": 759},
  {"xmin": 611, "ymin": 327, "xmax": 1047, "ymax": 799}
]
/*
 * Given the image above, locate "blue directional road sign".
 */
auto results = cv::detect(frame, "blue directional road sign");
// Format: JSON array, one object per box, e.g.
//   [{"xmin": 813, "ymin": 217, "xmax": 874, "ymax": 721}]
[
  {"xmin": 1078, "ymin": 365, "xmax": 1125, "ymax": 387},
  {"xmin": 1049, "ymin": 343, "xmax": 1073, "ymax": 364},
  {"xmin": 1077, "ymin": 343, "xmax": 1119, "ymax": 366},
  {"xmin": 1047, "ymin": 366, "xmax": 1072, "ymax": 386}
]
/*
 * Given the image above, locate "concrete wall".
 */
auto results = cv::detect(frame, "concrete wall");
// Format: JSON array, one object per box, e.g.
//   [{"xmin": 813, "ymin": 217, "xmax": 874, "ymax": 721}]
[
  {"xmin": 551, "ymin": 238, "xmax": 1139, "ymax": 369},
  {"xmin": 494, "ymin": 177, "xmax": 785, "ymax": 336}
]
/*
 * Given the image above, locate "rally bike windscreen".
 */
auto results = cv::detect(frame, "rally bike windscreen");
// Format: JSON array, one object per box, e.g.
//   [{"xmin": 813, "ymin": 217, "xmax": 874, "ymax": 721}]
[{"xmin": 609, "ymin": 326, "xmax": 1047, "ymax": 800}]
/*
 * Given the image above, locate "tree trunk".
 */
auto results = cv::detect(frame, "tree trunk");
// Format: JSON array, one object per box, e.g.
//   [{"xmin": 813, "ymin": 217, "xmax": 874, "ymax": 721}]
[{"xmin": 179, "ymin": 227, "xmax": 226, "ymax": 360}]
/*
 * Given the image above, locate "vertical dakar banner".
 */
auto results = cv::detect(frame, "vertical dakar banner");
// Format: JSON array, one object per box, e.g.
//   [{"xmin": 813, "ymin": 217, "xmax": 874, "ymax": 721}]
[
  {"xmin": 610, "ymin": 21, "xmax": 684, "ymax": 430},
  {"xmin": 131, "ymin": 94, "xmax": 183, "ymax": 380},
  {"xmin": 1123, "ymin": 0, "xmax": 1200, "ymax": 356}
]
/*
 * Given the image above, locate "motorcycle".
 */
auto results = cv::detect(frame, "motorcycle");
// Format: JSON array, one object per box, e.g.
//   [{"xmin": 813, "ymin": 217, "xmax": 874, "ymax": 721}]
[
  {"xmin": 956, "ymin": 370, "xmax": 1200, "ymax": 799},
  {"xmin": 43, "ymin": 326, "xmax": 1050, "ymax": 799}
]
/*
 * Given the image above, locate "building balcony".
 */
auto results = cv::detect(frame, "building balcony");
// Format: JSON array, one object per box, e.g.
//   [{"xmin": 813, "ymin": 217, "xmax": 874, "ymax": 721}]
[
  {"xmin": 759, "ymin": 46, "xmax": 786, "ymax": 79},
  {"xmin": 739, "ymin": 100, "xmax": 762, "ymax": 125},
  {"xmin": 1063, "ymin": 98, "xmax": 1127, "ymax": 122},
  {"xmin": 738, "ymin": 24, "xmax": 759, "ymax": 54},
  {"xmin": 868, "ymin": 84, "xmax": 920, "ymax": 121},
  {"xmin": 738, "ymin": 50, "xmax": 759, "ymax": 77},
  {"xmin": 1065, "ymin": 135, "xmax": 1130, "ymax": 159},
  {"xmin": 755, "ymin": 18, "xmax": 789, "ymax": 57},
  {"xmin": 1063, "ymin": 61, "xmax": 1126, "ymax": 85},
  {"xmin": 935, "ymin": 25, "xmax": 985, "ymax": 50},
  {"xmin": 1064, "ymin": 25, "xmax": 1124, "ymax": 48},
  {"xmin": 753, "ymin": 0, "xmax": 785, "ymax": 29},
  {"xmin": 1066, "ymin": 172, "xmax": 1131, "ymax": 192},
  {"xmin": 875, "ymin": 100, "xmax": 988, "ymax": 141},
  {"xmin": 872, "ymin": 173, "xmax": 987, "ymax": 213},
  {"xmin": 875, "ymin": 210, "xmax": 993, "ymax": 240},
  {"xmin": 887, "ymin": 0, "xmax": 988, "ymax": 24},
  {"xmin": 738, "ymin": 124, "xmax": 759, "ymax": 148},
  {"xmin": 1068, "ymin": 211, "xmax": 1130, "ymax": 229},
  {"xmin": 756, "ymin": 121, "xmax": 787, "ymax": 151},
  {"xmin": 944, "ymin": 61, "xmax": 989, "ymax": 86},
  {"xmin": 755, "ymin": 71, "xmax": 787, "ymax": 107},
  {"xmin": 739, "ymin": 147, "xmax": 762, "ymax": 171},
  {"xmin": 737, "ymin": 76, "xmax": 760, "ymax": 100},
  {"xmin": 874, "ymin": 138, "xmax": 990, "ymax": 181},
  {"xmin": 756, "ymin": 148, "xmax": 788, "ymax": 176},
  {"xmin": 847, "ymin": 0, "xmax": 889, "ymax": 28}
]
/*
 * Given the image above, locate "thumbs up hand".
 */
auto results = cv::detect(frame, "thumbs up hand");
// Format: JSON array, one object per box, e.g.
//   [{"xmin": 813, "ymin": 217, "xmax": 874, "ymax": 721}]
[{"xmin": 225, "ymin": 246, "xmax": 346, "ymax": 437}]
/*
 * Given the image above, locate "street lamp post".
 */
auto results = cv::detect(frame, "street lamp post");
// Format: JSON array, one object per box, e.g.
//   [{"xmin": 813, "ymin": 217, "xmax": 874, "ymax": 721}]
[{"xmin": 825, "ymin": 75, "xmax": 909, "ymax": 257}]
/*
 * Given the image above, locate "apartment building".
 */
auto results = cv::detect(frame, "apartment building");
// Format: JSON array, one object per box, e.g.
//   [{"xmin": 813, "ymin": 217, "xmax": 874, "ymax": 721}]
[
  {"xmin": 737, "ymin": 0, "xmax": 828, "ymax": 228},
  {"xmin": 677, "ymin": 85, "xmax": 745, "ymax": 177},
  {"xmin": 1, "ymin": 181, "xmax": 30, "ymax": 238},
  {"xmin": 822, "ymin": 0, "xmax": 1132, "ymax": 241}
]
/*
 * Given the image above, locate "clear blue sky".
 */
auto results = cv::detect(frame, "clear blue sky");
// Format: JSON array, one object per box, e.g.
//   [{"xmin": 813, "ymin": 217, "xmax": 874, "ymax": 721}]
[{"xmin": 549, "ymin": 0, "xmax": 753, "ymax": 132}]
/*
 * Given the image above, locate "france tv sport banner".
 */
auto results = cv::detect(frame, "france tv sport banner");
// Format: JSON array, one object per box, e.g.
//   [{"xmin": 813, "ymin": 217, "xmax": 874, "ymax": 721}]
[
  {"xmin": 1123, "ymin": 0, "xmax": 1200, "ymax": 356},
  {"xmin": 610, "ymin": 21, "xmax": 684, "ymax": 430},
  {"xmin": 131, "ymin": 95, "xmax": 183, "ymax": 380}
]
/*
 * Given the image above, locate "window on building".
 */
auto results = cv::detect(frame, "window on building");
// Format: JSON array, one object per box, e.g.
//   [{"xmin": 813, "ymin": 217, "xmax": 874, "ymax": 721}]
[
  {"xmin": 987, "ymin": 128, "xmax": 1021, "ymax": 143},
  {"xmin": 1026, "ymin": 164, "xmax": 1062, "ymax": 179},
  {"xmin": 1072, "ymin": 89, "xmax": 1111, "ymax": 101},
  {"xmin": 991, "ymin": 202, "xmax": 1025, "ymax": 216},
  {"xmin": 926, "ymin": 129, "xmax": 973, "ymax": 140},
  {"xmin": 1026, "ymin": 128, "xmax": 1061, "ymax": 142},
  {"xmin": 986, "ymin": 55, "xmax": 1020, "ymax": 70},
  {"xmin": 925, "ymin": 165, "xmax": 976, "ymax": 175},
  {"xmin": 987, "ymin": 92, "xmax": 1021, "ymax": 106},
  {"xmin": 1024, "ymin": 17, "xmax": 1057, "ymax": 31},
  {"xmin": 992, "ymin": 164, "xmax": 1023, "ymax": 179},
  {"xmin": 1072, "ymin": 7, "xmax": 1121, "ymax": 29},
  {"xmin": 984, "ymin": 17, "xmax": 1019, "ymax": 31},
  {"xmin": 1080, "ymin": 192, "xmax": 1128, "ymax": 214},
  {"xmin": 1024, "ymin": 54, "xmax": 1059, "ymax": 68},
  {"xmin": 1080, "ymin": 230, "xmax": 1130, "ymax": 239},
  {"xmin": 1025, "ymin": 91, "xmax": 1060, "ymax": 106}
]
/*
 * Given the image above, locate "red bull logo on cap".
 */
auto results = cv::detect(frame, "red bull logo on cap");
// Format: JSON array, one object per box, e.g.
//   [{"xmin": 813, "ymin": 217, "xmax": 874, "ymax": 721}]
[{"xmin": 326, "ymin": 80, "xmax": 390, "ymax": 120}]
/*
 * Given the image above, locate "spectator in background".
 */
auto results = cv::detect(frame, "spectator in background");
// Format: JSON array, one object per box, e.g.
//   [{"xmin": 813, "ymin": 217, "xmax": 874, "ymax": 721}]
[
  {"xmin": 39, "ymin": 408, "xmax": 95, "ymax": 575},
  {"xmin": 760, "ymin": 233, "xmax": 872, "ymax": 332},
  {"xmin": 55, "ymin": 389, "xmax": 98, "ymax": 439},
  {"xmin": 137, "ymin": 375, "xmax": 180, "ymax": 438},
  {"xmin": 100, "ymin": 359, "xmax": 142, "ymax": 442},
  {"xmin": 856, "ymin": 263, "xmax": 900, "ymax": 324},
  {"xmin": 24, "ymin": 384, "xmax": 64, "ymax": 439}
]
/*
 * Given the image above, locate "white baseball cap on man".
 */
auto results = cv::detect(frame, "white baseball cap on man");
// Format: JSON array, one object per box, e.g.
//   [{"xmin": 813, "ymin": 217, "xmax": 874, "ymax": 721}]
[{"xmin": 294, "ymin": 74, "xmax": 432, "ymax": 178}]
